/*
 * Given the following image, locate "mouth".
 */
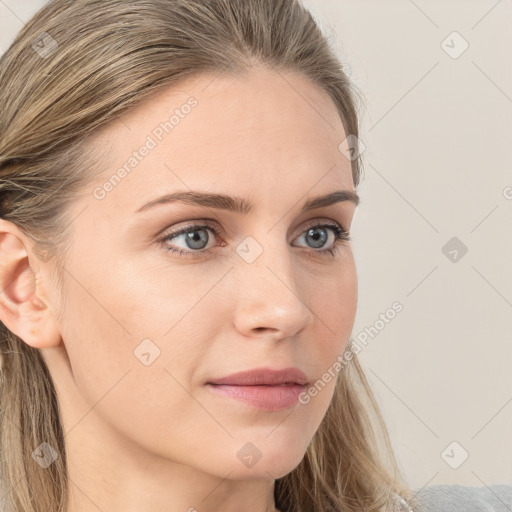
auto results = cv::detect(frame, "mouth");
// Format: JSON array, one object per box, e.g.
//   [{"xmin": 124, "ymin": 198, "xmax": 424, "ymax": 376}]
[
  {"xmin": 205, "ymin": 366, "xmax": 310, "ymax": 410},
  {"xmin": 205, "ymin": 382, "xmax": 307, "ymax": 411}
]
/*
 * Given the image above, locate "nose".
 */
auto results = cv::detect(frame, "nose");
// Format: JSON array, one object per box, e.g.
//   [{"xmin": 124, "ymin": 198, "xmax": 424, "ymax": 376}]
[{"xmin": 230, "ymin": 243, "xmax": 315, "ymax": 341}]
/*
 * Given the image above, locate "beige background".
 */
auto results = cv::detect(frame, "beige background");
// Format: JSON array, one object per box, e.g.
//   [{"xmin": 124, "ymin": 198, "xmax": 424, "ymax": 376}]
[{"xmin": 1, "ymin": 0, "xmax": 511, "ymax": 492}]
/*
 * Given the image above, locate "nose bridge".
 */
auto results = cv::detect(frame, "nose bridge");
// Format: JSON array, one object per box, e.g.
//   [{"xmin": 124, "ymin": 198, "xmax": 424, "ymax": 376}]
[
  {"xmin": 236, "ymin": 221, "xmax": 295, "ymax": 293},
  {"xmin": 231, "ymin": 227, "xmax": 313, "ymax": 337}
]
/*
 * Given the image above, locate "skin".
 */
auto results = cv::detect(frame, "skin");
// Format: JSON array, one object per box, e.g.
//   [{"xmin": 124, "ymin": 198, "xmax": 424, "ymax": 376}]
[{"xmin": 0, "ymin": 66, "xmax": 358, "ymax": 512}]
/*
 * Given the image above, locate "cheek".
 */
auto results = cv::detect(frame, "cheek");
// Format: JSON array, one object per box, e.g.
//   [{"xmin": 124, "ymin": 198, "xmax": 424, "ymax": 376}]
[
  {"xmin": 56, "ymin": 255, "xmax": 222, "ymax": 443},
  {"xmin": 57, "ymin": 283, "xmax": 212, "ymax": 461},
  {"xmin": 310, "ymin": 258, "xmax": 358, "ymax": 357}
]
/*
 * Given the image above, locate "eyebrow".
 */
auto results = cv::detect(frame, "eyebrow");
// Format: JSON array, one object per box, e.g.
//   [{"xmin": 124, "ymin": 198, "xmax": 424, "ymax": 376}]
[{"xmin": 135, "ymin": 189, "xmax": 360, "ymax": 214}]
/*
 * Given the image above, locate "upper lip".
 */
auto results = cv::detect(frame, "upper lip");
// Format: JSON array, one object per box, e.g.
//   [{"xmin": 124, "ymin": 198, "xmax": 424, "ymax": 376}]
[{"xmin": 207, "ymin": 367, "xmax": 309, "ymax": 386}]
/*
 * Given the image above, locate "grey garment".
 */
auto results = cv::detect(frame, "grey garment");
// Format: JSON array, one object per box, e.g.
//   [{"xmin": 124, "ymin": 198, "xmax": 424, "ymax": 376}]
[{"xmin": 409, "ymin": 484, "xmax": 512, "ymax": 512}]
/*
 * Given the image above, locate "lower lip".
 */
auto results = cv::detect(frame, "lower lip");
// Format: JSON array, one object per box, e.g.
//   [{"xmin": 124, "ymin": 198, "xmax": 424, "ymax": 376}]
[{"xmin": 206, "ymin": 383, "xmax": 306, "ymax": 411}]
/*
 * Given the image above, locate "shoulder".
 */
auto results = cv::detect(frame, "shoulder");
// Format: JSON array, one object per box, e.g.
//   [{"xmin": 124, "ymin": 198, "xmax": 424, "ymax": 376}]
[{"xmin": 411, "ymin": 484, "xmax": 512, "ymax": 512}]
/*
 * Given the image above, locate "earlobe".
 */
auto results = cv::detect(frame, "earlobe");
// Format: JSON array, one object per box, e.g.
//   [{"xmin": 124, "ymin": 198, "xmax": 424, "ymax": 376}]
[{"xmin": 0, "ymin": 220, "xmax": 62, "ymax": 349}]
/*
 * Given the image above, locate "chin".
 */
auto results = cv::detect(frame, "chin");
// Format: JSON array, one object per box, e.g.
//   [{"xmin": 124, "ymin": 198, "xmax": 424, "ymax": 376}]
[{"xmin": 221, "ymin": 440, "xmax": 307, "ymax": 481}]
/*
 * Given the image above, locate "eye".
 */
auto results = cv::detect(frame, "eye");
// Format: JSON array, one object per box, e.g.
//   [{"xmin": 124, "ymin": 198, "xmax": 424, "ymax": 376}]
[
  {"xmin": 293, "ymin": 221, "xmax": 351, "ymax": 258},
  {"xmin": 158, "ymin": 221, "xmax": 222, "ymax": 258},
  {"xmin": 158, "ymin": 220, "xmax": 351, "ymax": 259}
]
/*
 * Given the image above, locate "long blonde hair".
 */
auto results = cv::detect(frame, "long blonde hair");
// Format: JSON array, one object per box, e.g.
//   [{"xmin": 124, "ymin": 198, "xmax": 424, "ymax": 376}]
[{"xmin": 0, "ymin": 1, "xmax": 419, "ymax": 511}]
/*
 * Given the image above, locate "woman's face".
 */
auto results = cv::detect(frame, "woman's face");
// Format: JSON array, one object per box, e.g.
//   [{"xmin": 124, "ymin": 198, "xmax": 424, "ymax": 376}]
[{"xmin": 43, "ymin": 66, "xmax": 358, "ymax": 487}]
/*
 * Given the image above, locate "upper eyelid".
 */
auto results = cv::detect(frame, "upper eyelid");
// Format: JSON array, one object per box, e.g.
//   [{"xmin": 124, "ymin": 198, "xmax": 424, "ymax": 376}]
[{"xmin": 163, "ymin": 217, "xmax": 348, "ymax": 237}]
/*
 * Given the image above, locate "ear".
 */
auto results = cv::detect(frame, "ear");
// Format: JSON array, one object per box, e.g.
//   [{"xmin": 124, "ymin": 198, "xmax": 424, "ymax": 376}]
[{"xmin": 0, "ymin": 218, "xmax": 62, "ymax": 348}]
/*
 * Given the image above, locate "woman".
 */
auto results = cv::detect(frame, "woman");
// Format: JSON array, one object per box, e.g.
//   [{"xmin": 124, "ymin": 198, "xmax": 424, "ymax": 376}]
[{"xmin": 0, "ymin": 1, "xmax": 418, "ymax": 511}]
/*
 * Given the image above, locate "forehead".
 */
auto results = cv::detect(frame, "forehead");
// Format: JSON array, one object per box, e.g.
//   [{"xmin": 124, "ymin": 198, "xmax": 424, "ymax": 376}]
[{"xmin": 86, "ymin": 66, "xmax": 353, "ymax": 215}]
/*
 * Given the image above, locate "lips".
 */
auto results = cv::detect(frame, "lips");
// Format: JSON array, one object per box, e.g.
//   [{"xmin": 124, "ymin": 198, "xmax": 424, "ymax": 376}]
[
  {"xmin": 205, "ymin": 367, "xmax": 309, "ymax": 411},
  {"xmin": 206, "ymin": 382, "xmax": 306, "ymax": 411},
  {"xmin": 207, "ymin": 367, "xmax": 309, "ymax": 386}
]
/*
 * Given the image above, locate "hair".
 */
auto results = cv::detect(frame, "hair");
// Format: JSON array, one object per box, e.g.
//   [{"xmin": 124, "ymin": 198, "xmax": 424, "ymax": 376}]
[{"xmin": 0, "ymin": 1, "xmax": 420, "ymax": 511}]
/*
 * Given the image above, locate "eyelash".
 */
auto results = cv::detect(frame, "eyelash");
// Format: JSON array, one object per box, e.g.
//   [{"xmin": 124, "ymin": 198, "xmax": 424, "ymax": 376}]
[{"xmin": 158, "ymin": 220, "xmax": 351, "ymax": 259}]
